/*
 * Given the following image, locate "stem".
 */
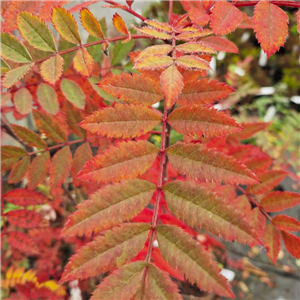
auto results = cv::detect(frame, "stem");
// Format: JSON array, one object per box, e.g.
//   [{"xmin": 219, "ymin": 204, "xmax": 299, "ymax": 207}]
[
  {"xmin": 104, "ymin": 0, "xmax": 147, "ymax": 21},
  {"xmin": 34, "ymin": 35, "xmax": 147, "ymax": 66},
  {"xmin": 233, "ymin": 0, "xmax": 300, "ymax": 7},
  {"xmin": 168, "ymin": 0, "xmax": 173, "ymax": 25},
  {"xmin": 145, "ymin": 109, "xmax": 168, "ymax": 263}
]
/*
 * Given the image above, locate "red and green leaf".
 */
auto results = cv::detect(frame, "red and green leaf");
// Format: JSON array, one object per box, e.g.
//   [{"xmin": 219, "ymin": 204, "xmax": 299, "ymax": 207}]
[{"xmin": 8, "ymin": 156, "xmax": 30, "ymax": 184}]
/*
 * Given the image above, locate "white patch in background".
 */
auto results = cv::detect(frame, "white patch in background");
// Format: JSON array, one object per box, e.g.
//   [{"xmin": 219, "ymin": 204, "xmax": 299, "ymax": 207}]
[
  {"xmin": 153, "ymin": 240, "xmax": 159, "ymax": 248},
  {"xmin": 290, "ymin": 95, "xmax": 300, "ymax": 104},
  {"xmin": 258, "ymin": 87, "xmax": 275, "ymax": 95},
  {"xmin": 152, "ymin": 102, "xmax": 160, "ymax": 108},
  {"xmin": 69, "ymin": 280, "xmax": 82, "ymax": 300},
  {"xmin": 209, "ymin": 56, "xmax": 216, "ymax": 76},
  {"xmin": 234, "ymin": 66, "xmax": 245, "ymax": 76},
  {"xmin": 259, "ymin": 49, "xmax": 268, "ymax": 67},
  {"xmin": 217, "ymin": 51, "xmax": 226, "ymax": 61},
  {"xmin": 241, "ymin": 32, "xmax": 251, "ymax": 43},
  {"xmin": 220, "ymin": 269, "xmax": 235, "ymax": 282},
  {"xmin": 264, "ymin": 106, "xmax": 277, "ymax": 122}
]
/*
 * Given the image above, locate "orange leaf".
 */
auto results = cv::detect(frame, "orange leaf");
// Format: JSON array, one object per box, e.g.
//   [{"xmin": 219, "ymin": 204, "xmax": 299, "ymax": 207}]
[
  {"xmin": 49, "ymin": 146, "xmax": 72, "ymax": 189},
  {"xmin": 80, "ymin": 8, "xmax": 104, "ymax": 39},
  {"xmin": 40, "ymin": 54, "xmax": 64, "ymax": 85},
  {"xmin": 201, "ymin": 36, "xmax": 238, "ymax": 53},
  {"xmin": 134, "ymin": 55, "xmax": 172, "ymax": 70},
  {"xmin": 272, "ymin": 215, "xmax": 300, "ymax": 232},
  {"xmin": 112, "ymin": 13, "xmax": 129, "ymax": 35},
  {"xmin": 78, "ymin": 140, "xmax": 158, "ymax": 184},
  {"xmin": 263, "ymin": 222, "xmax": 280, "ymax": 264},
  {"xmin": 281, "ymin": 231, "xmax": 300, "ymax": 259},
  {"xmin": 253, "ymin": 1, "xmax": 289, "ymax": 57},
  {"xmin": 132, "ymin": 25, "xmax": 172, "ymax": 40},
  {"xmin": 73, "ymin": 48, "xmax": 94, "ymax": 77},
  {"xmin": 230, "ymin": 122, "xmax": 271, "ymax": 140},
  {"xmin": 160, "ymin": 64, "xmax": 183, "ymax": 109},
  {"xmin": 189, "ymin": 7, "xmax": 210, "ymax": 26},
  {"xmin": 260, "ymin": 191, "xmax": 300, "ymax": 213},
  {"xmin": 210, "ymin": 1, "xmax": 243, "ymax": 35},
  {"xmin": 145, "ymin": 20, "xmax": 172, "ymax": 32},
  {"xmin": 175, "ymin": 55, "xmax": 210, "ymax": 71},
  {"xmin": 27, "ymin": 152, "xmax": 50, "ymax": 190}
]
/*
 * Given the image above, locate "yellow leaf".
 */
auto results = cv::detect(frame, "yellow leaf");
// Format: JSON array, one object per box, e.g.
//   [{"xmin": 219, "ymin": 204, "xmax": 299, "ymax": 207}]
[
  {"xmin": 73, "ymin": 48, "xmax": 94, "ymax": 77},
  {"xmin": 80, "ymin": 8, "xmax": 104, "ymax": 39}
]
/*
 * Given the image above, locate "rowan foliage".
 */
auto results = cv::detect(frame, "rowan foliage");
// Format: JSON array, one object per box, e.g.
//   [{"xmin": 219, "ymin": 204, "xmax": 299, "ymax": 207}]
[{"xmin": 1, "ymin": 1, "xmax": 300, "ymax": 299}]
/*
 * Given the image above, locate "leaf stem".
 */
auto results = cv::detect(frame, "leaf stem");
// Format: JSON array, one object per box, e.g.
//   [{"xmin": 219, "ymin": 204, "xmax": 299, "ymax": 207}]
[{"xmin": 168, "ymin": 0, "xmax": 173, "ymax": 25}]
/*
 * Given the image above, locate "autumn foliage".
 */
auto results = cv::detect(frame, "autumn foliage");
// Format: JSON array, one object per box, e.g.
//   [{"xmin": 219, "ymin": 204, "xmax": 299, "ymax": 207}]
[{"xmin": 1, "ymin": 1, "xmax": 300, "ymax": 299}]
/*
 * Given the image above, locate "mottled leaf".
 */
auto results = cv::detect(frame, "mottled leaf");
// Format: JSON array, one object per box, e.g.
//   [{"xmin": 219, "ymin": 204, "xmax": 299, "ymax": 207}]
[
  {"xmin": 247, "ymin": 170, "xmax": 287, "ymax": 195},
  {"xmin": 156, "ymin": 225, "xmax": 234, "ymax": 298},
  {"xmin": 80, "ymin": 8, "xmax": 104, "ymax": 39},
  {"xmin": 166, "ymin": 142, "xmax": 258, "ymax": 184},
  {"xmin": 5, "ymin": 209, "xmax": 49, "ymax": 228},
  {"xmin": 40, "ymin": 55, "xmax": 64, "ymax": 85},
  {"xmin": 168, "ymin": 105, "xmax": 242, "ymax": 137},
  {"xmin": 33, "ymin": 110, "xmax": 67, "ymax": 142},
  {"xmin": 27, "ymin": 151, "xmax": 50, "ymax": 190},
  {"xmin": 98, "ymin": 73, "xmax": 162, "ymax": 105},
  {"xmin": 49, "ymin": 146, "xmax": 72, "ymax": 189},
  {"xmin": 163, "ymin": 181, "xmax": 258, "ymax": 244},
  {"xmin": 160, "ymin": 64, "xmax": 183, "ymax": 109},
  {"xmin": 210, "ymin": 1, "xmax": 243, "ymax": 35},
  {"xmin": 260, "ymin": 191, "xmax": 300, "ymax": 213},
  {"xmin": 17, "ymin": 12, "xmax": 56, "ymax": 52},
  {"xmin": 177, "ymin": 78, "xmax": 233, "ymax": 106},
  {"xmin": 62, "ymin": 179, "xmax": 155, "ymax": 237},
  {"xmin": 263, "ymin": 222, "xmax": 280, "ymax": 264},
  {"xmin": 60, "ymin": 78, "xmax": 85, "ymax": 109},
  {"xmin": 272, "ymin": 215, "xmax": 300, "ymax": 232},
  {"xmin": 52, "ymin": 7, "xmax": 81, "ymax": 44},
  {"xmin": 73, "ymin": 48, "xmax": 94, "ymax": 77},
  {"xmin": 61, "ymin": 223, "xmax": 150, "ymax": 281},
  {"xmin": 78, "ymin": 140, "xmax": 158, "ymax": 183},
  {"xmin": 79, "ymin": 104, "xmax": 161, "ymax": 138},
  {"xmin": 11, "ymin": 124, "xmax": 47, "ymax": 149},
  {"xmin": 8, "ymin": 156, "xmax": 30, "ymax": 184},
  {"xmin": 3, "ymin": 188, "xmax": 48, "ymax": 206},
  {"xmin": 0, "ymin": 32, "xmax": 32, "ymax": 63},
  {"xmin": 253, "ymin": 1, "xmax": 289, "ymax": 57}
]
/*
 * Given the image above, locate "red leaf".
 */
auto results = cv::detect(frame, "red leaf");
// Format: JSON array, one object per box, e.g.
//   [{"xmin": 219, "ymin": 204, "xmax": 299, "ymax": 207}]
[
  {"xmin": 177, "ymin": 77, "xmax": 233, "ymax": 106},
  {"xmin": 210, "ymin": 1, "xmax": 243, "ymax": 35},
  {"xmin": 272, "ymin": 215, "xmax": 300, "ymax": 232},
  {"xmin": 3, "ymin": 189, "xmax": 48, "ymax": 206},
  {"xmin": 263, "ymin": 222, "xmax": 280, "ymax": 264},
  {"xmin": 260, "ymin": 191, "xmax": 300, "ymax": 212},
  {"xmin": 253, "ymin": 1, "xmax": 289, "ymax": 57},
  {"xmin": 201, "ymin": 36, "xmax": 238, "ymax": 53},
  {"xmin": 189, "ymin": 7, "xmax": 210, "ymax": 26},
  {"xmin": 243, "ymin": 156, "xmax": 273, "ymax": 175},
  {"xmin": 281, "ymin": 231, "xmax": 300, "ymax": 259},
  {"xmin": 168, "ymin": 105, "xmax": 242, "ymax": 138},
  {"xmin": 6, "ymin": 231, "xmax": 38, "ymax": 255},
  {"xmin": 247, "ymin": 170, "xmax": 287, "ymax": 195},
  {"xmin": 49, "ymin": 146, "xmax": 72, "ymax": 189},
  {"xmin": 230, "ymin": 122, "xmax": 271, "ymax": 140},
  {"xmin": 160, "ymin": 64, "xmax": 183, "ymax": 109},
  {"xmin": 5, "ymin": 210, "xmax": 49, "ymax": 228}
]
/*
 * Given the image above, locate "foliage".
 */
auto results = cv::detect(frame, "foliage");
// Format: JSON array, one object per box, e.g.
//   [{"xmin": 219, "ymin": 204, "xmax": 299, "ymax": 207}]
[{"xmin": 1, "ymin": 1, "xmax": 300, "ymax": 299}]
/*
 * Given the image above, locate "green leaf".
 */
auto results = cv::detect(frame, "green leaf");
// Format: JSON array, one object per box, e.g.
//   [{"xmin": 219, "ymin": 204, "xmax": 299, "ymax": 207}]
[
  {"xmin": 0, "ymin": 32, "xmax": 32, "ymax": 63},
  {"xmin": 2, "ymin": 63, "xmax": 33, "ymax": 89},
  {"xmin": 62, "ymin": 179, "xmax": 156, "ymax": 237},
  {"xmin": 163, "ymin": 181, "xmax": 258, "ymax": 244},
  {"xmin": 36, "ymin": 83, "xmax": 59, "ymax": 115},
  {"xmin": 13, "ymin": 87, "xmax": 32, "ymax": 115},
  {"xmin": 8, "ymin": 156, "xmax": 31, "ymax": 184},
  {"xmin": 61, "ymin": 223, "xmax": 150, "ymax": 281},
  {"xmin": 17, "ymin": 12, "xmax": 56, "ymax": 52},
  {"xmin": 166, "ymin": 142, "xmax": 259, "ymax": 184},
  {"xmin": 61, "ymin": 78, "xmax": 85, "ymax": 109},
  {"xmin": 156, "ymin": 225, "xmax": 234, "ymax": 298},
  {"xmin": 11, "ymin": 124, "xmax": 47, "ymax": 149},
  {"xmin": 111, "ymin": 39, "xmax": 134, "ymax": 66}
]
